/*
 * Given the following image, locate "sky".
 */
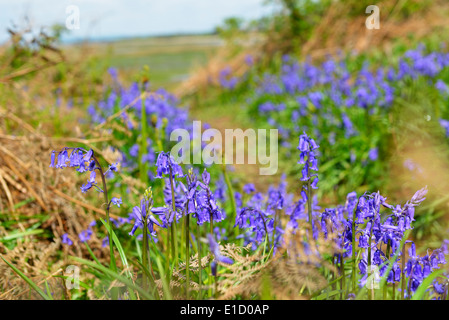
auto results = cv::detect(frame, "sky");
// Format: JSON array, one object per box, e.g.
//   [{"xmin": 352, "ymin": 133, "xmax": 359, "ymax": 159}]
[{"xmin": 0, "ymin": 0, "xmax": 277, "ymax": 43}]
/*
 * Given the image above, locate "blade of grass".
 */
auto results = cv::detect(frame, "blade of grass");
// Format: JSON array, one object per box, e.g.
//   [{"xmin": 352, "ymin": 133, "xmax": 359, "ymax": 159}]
[
  {"xmin": 155, "ymin": 255, "xmax": 172, "ymax": 300},
  {"xmin": 100, "ymin": 218, "xmax": 132, "ymax": 279},
  {"xmin": 70, "ymin": 256, "xmax": 151, "ymax": 300},
  {"xmin": 1, "ymin": 255, "xmax": 51, "ymax": 300},
  {"xmin": 0, "ymin": 229, "xmax": 43, "ymax": 242},
  {"xmin": 44, "ymin": 280, "xmax": 54, "ymax": 300}
]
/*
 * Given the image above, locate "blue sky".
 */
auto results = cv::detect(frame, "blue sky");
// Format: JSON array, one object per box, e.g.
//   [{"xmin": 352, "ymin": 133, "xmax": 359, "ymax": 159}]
[{"xmin": 0, "ymin": 0, "xmax": 277, "ymax": 43}]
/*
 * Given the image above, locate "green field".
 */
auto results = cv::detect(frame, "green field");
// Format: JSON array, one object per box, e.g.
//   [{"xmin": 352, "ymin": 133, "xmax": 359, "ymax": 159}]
[{"xmin": 76, "ymin": 34, "xmax": 223, "ymax": 89}]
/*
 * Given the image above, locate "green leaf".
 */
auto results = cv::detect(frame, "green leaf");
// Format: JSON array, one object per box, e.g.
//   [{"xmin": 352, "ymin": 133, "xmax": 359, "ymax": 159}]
[
  {"xmin": 155, "ymin": 255, "xmax": 172, "ymax": 300},
  {"xmin": 44, "ymin": 280, "xmax": 54, "ymax": 300},
  {"xmin": 0, "ymin": 229, "xmax": 43, "ymax": 242},
  {"xmin": 314, "ymin": 289, "xmax": 343, "ymax": 300},
  {"xmin": 100, "ymin": 218, "xmax": 132, "ymax": 279},
  {"xmin": 1, "ymin": 255, "xmax": 51, "ymax": 300},
  {"xmin": 70, "ymin": 256, "xmax": 152, "ymax": 300},
  {"xmin": 99, "ymin": 218, "xmax": 137, "ymax": 300}
]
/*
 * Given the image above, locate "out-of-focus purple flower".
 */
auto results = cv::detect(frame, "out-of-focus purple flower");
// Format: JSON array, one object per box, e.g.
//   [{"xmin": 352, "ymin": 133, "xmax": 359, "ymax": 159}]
[
  {"xmin": 102, "ymin": 236, "xmax": 109, "ymax": 248},
  {"xmin": 79, "ymin": 228, "xmax": 93, "ymax": 243},
  {"xmin": 368, "ymin": 147, "xmax": 378, "ymax": 161},
  {"xmin": 243, "ymin": 183, "xmax": 256, "ymax": 194},
  {"xmin": 111, "ymin": 197, "xmax": 122, "ymax": 207},
  {"xmin": 439, "ymin": 119, "xmax": 449, "ymax": 137},
  {"xmin": 244, "ymin": 54, "xmax": 254, "ymax": 66},
  {"xmin": 436, "ymin": 79, "xmax": 449, "ymax": 96},
  {"xmin": 208, "ymin": 233, "xmax": 233, "ymax": 266},
  {"xmin": 62, "ymin": 233, "xmax": 73, "ymax": 246}
]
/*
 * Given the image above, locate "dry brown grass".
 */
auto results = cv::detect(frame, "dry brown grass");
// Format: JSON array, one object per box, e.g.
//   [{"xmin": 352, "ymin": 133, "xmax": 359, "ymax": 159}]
[
  {"xmin": 0, "ymin": 106, "xmax": 139, "ymax": 298},
  {"xmin": 216, "ymin": 224, "xmax": 338, "ymax": 300}
]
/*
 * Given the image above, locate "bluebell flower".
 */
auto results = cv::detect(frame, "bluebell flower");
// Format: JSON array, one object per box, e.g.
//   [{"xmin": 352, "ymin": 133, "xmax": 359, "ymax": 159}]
[
  {"xmin": 368, "ymin": 147, "xmax": 378, "ymax": 161},
  {"xmin": 208, "ymin": 233, "xmax": 233, "ymax": 265},
  {"xmin": 111, "ymin": 197, "xmax": 122, "ymax": 207},
  {"xmin": 155, "ymin": 151, "xmax": 184, "ymax": 179},
  {"xmin": 128, "ymin": 198, "xmax": 167, "ymax": 238},
  {"xmin": 61, "ymin": 233, "xmax": 73, "ymax": 246},
  {"xmin": 243, "ymin": 183, "xmax": 256, "ymax": 194},
  {"xmin": 102, "ymin": 236, "xmax": 109, "ymax": 248},
  {"xmin": 79, "ymin": 228, "xmax": 93, "ymax": 243},
  {"xmin": 436, "ymin": 79, "xmax": 449, "ymax": 96}
]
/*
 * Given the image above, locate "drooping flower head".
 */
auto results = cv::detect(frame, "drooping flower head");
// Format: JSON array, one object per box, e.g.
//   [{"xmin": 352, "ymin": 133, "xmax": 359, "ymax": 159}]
[
  {"xmin": 50, "ymin": 147, "xmax": 112, "ymax": 194},
  {"xmin": 297, "ymin": 132, "xmax": 319, "ymax": 188},
  {"xmin": 155, "ymin": 151, "xmax": 184, "ymax": 179}
]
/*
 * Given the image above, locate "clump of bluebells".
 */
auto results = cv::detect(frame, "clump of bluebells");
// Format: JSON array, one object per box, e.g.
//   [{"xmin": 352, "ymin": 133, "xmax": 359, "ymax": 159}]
[
  {"xmin": 215, "ymin": 44, "xmax": 449, "ymax": 199},
  {"xmin": 85, "ymin": 72, "xmax": 192, "ymax": 181},
  {"xmin": 50, "ymin": 147, "xmax": 119, "ymax": 195},
  {"xmin": 48, "ymin": 129, "xmax": 448, "ymax": 301},
  {"xmin": 50, "ymin": 147, "xmax": 122, "ymax": 268},
  {"xmin": 231, "ymin": 133, "xmax": 449, "ymax": 299}
]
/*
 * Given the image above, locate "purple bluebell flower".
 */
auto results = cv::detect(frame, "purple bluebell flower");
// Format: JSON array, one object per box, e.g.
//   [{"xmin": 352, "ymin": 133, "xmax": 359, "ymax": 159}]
[
  {"xmin": 208, "ymin": 233, "xmax": 233, "ymax": 265},
  {"xmin": 243, "ymin": 183, "xmax": 256, "ymax": 194},
  {"xmin": 244, "ymin": 54, "xmax": 254, "ymax": 66},
  {"xmin": 111, "ymin": 197, "xmax": 122, "ymax": 207},
  {"xmin": 102, "ymin": 236, "xmax": 109, "ymax": 248},
  {"xmin": 155, "ymin": 151, "xmax": 184, "ymax": 179},
  {"xmin": 436, "ymin": 79, "xmax": 449, "ymax": 96},
  {"xmin": 297, "ymin": 132, "xmax": 319, "ymax": 187},
  {"xmin": 439, "ymin": 119, "xmax": 449, "ymax": 137},
  {"xmin": 61, "ymin": 233, "xmax": 73, "ymax": 246},
  {"xmin": 79, "ymin": 228, "xmax": 93, "ymax": 243},
  {"xmin": 128, "ymin": 198, "xmax": 167, "ymax": 238},
  {"xmin": 368, "ymin": 147, "xmax": 378, "ymax": 161}
]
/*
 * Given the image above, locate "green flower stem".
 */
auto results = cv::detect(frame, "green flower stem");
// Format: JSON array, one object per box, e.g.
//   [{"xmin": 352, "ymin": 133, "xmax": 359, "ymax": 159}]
[
  {"xmin": 139, "ymin": 91, "xmax": 148, "ymax": 184},
  {"xmin": 222, "ymin": 163, "xmax": 237, "ymax": 236},
  {"xmin": 367, "ymin": 220, "xmax": 374, "ymax": 300},
  {"xmin": 165, "ymin": 216, "xmax": 171, "ymax": 283},
  {"xmin": 340, "ymin": 254, "xmax": 346, "ymax": 299},
  {"xmin": 168, "ymin": 167, "xmax": 179, "ymax": 271},
  {"xmin": 92, "ymin": 155, "xmax": 116, "ymax": 272},
  {"xmin": 307, "ymin": 180, "xmax": 313, "ymax": 231},
  {"xmin": 185, "ymin": 201, "xmax": 190, "ymax": 299},
  {"xmin": 142, "ymin": 218, "xmax": 149, "ymax": 292},
  {"xmin": 351, "ymin": 198, "xmax": 359, "ymax": 293},
  {"xmin": 383, "ymin": 240, "xmax": 391, "ymax": 300},
  {"xmin": 92, "ymin": 154, "xmax": 118, "ymax": 299},
  {"xmin": 392, "ymin": 280, "xmax": 396, "ymax": 300},
  {"xmin": 197, "ymin": 222, "xmax": 202, "ymax": 300},
  {"xmin": 401, "ymin": 243, "xmax": 406, "ymax": 300},
  {"xmin": 257, "ymin": 210, "xmax": 272, "ymax": 255},
  {"xmin": 209, "ymin": 210, "xmax": 214, "ymax": 298}
]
